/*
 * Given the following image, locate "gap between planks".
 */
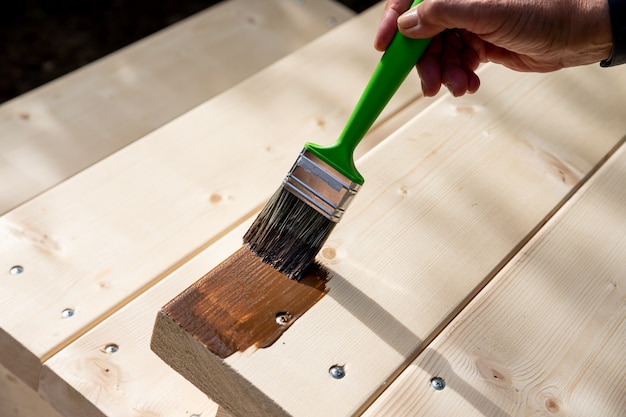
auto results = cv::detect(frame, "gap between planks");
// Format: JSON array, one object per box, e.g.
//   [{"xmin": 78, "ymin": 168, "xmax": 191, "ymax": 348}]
[
  {"xmin": 0, "ymin": 362, "xmax": 64, "ymax": 417},
  {"xmin": 0, "ymin": 0, "xmax": 355, "ymax": 216},
  {"xmin": 364, "ymin": 137, "xmax": 626, "ymax": 417},
  {"xmin": 358, "ymin": 133, "xmax": 626, "ymax": 416},
  {"xmin": 142, "ymin": 64, "xmax": 626, "ymax": 417},
  {"xmin": 0, "ymin": 0, "xmax": 357, "ymax": 390},
  {"xmin": 0, "ymin": 0, "xmax": 421, "ymax": 396},
  {"xmin": 39, "ymin": 63, "xmax": 626, "ymax": 417},
  {"xmin": 37, "ymin": 198, "xmax": 267, "ymax": 364}
]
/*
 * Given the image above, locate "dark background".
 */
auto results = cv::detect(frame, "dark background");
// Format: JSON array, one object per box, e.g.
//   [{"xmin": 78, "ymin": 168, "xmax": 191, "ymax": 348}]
[{"xmin": 0, "ymin": 0, "xmax": 380, "ymax": 104}]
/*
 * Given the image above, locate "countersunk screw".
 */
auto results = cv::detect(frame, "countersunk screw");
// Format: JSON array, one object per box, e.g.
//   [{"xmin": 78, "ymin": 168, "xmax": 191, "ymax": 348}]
[
  {"xmin": 10, "ymin": 265, "xmax": 24, "ymax": 275},
  {"xmin": 61, "ymin": 308, "xmax": 75, "ymax": 318},
  {"xmin": 275, "ymin": 312, "xmax": 292, "ymax": 326},
  {"xmin": 430, "ymin": 376, "xmax": 446, "ymax": 390},
  {"xmin": 329, "ymin": 364, "xmax": 345, "ymax": 379},
  {"xmin": 104, "ymin": 344, "xmax": 119, "ymax": 354}
]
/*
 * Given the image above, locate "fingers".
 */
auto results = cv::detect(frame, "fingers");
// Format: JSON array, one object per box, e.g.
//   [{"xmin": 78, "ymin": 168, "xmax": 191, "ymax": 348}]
[
  {"xmin": 416, "ymin": 36, "xmax": 443, "ymax": 96},
  {"xmin": 398, "ymin": 0, "xmax": 500, "ymax": 39},
  {"xmin": 375, "ymin": 1, "xmax": 486, "ymax": 96},
  {"xmin": 417, "ymin": 30, "xmax": 482, "ymax": 97},
  {"xmin": 398, "ymin": 2, "xmax": 446, "ymax": 39},
  {"xmin": 374, "ymin": 0, "xmax": 415, "ymax": 51}
]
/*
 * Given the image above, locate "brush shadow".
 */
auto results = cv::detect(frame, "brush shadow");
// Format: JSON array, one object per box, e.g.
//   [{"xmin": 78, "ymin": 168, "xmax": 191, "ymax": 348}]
[
  {"xmin": 323, "ymin": 270, "xmax": 510, "ymax": 417},
  {"xmin": 322, "ymin": 267, "xmax": 423, "ymax": 356},
  {"xmin": 419, "ymin": 348, "xmax": 511, "ymax": 417}
]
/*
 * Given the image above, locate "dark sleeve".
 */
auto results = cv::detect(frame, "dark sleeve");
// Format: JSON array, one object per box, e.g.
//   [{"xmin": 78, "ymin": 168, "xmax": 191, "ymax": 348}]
[{"xmin": 601, "ymin": 0, "xmax": 626, "ymax": 66}]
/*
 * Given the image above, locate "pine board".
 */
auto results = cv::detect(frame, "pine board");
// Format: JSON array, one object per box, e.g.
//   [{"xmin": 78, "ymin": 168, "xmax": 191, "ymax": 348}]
[
  {"xmin": 0, "ymin": 0, "xmax": 354, "ymax": 215},
  {"xmin": 42, "ymin": 63, "xmax": 626, "ymax": 417},
  {"xmin": 0, "ymin": 1, "xmax": 422, "ymax": 393},
  {"xmin": 364, "ymin": 136, "xmax": 626, "ymax": 417},
  {"xmin": 0, "ymin": 363, "xmax": 64, "ymax": 417},
  {"xmin": 39, "ymin": 222, "xmax": 251, "ymax": 417}
]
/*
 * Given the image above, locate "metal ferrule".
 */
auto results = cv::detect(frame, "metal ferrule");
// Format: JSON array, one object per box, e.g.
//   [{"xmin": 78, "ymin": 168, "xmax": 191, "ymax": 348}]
[{"xmin": 282, "ymin": 149, "xmax": 361, "ymax": 222}]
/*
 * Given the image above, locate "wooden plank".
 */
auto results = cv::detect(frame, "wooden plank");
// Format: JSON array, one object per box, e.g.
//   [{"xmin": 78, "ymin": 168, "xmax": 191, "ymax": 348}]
[
  {"xmin": 0, "ymin": 1, "xmax": 421, "ymax": 393},
  {"xmin": 0, "ymin": 0, "xmax": 354, "ymax": 215},
  {"xmin": 363, "ymin": 139, "xmax": 626, "ymax": 417},
  {"xmin": 147, "ymin": 65, "xmax": 626, "ymax": 417},
  {"xmin": 0, "ymin": 363, "xmax": 64, "ymax": 417},
  {"xmin": 42, "ymin": 63, "xmax": 626, "ymax": 417},
  {"xmin": 156, "ymin": 247, "xmax": 329, "ymax": 359},
  {"xmin": 39, "ymin": 221, "xmax": 250, "ymax": 417}
]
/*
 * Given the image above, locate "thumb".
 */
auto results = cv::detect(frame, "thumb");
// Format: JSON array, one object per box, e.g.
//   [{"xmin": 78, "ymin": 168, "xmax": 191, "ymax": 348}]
[{"xmin": 398, "ymin": 0, "xmax": 500, "ymax": 39}]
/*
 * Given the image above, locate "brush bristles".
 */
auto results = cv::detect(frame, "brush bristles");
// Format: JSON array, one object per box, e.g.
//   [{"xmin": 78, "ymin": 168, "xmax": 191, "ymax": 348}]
[{"xmin": 244, "ymin": 187, "xmax": 336, "ymax": 280}]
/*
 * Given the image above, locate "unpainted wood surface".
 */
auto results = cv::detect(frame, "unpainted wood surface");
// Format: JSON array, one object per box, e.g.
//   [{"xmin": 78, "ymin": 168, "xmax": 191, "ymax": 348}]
[
  {"xmin": 1, "ymin": 0, "xmax": 423, "ymax": 404},
  {"xmin": 0, "ymin": 362, "xmax": 64, "ymax": 417},
  {"xmin": 39, "ymin": 222, "xmax": 252, "ymax": 417},
  {"xmin": 44, "ymin": 62, "xmax": 626, "ymax": 417},
  {"xmin": 0, "ymin": 0, "xmax": 354, "ymax": 215},
  {"xmin": 364, "ymin": 137, "xmax": 626, "ymax": 417}
]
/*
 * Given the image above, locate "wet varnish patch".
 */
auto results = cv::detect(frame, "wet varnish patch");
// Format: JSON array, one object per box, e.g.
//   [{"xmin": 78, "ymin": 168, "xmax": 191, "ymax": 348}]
[{"xmin": 158, "ymin": 246, "xmax": 328, "ymax": 358}]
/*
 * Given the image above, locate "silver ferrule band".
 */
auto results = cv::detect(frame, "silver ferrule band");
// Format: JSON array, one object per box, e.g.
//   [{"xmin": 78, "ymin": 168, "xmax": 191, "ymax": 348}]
[{"xmin": 283, "ymin": 149, "xmax": 361, "ymax": 222}]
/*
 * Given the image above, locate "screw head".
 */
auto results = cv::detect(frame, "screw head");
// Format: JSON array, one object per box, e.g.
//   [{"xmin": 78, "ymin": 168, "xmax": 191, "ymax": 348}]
[
  {"xmin": 10, "ymin": 265, "xmax": 24, "ymax": 275},
  {"xmin": 104, "ymin": 344, "xmax": 119, "ymax": 354},
  {"xmin": 275, "ymin": 312, "xmax": 292, "ymax": 326},
  {"xmin": 61, "ymin": 308, "xmax": 75, "ymax": 318},
  {"xmin": 430, "ymin": 376, "xmax": 446, "ymax": 390},
  {"xmin": 329, "ymin": 364, "xmax": 345, "ymax": 379}
]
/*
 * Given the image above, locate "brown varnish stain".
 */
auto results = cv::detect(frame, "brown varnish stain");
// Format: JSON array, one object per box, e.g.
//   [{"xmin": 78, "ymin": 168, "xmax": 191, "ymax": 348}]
[{"xmin": 162, "ymin": 246, "xmax": 328, "ymax": 358}]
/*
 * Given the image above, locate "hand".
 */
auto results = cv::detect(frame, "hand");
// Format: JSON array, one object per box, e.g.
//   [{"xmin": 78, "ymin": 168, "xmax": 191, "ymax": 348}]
[{"xmin": 374, "ymin": 0, "xmax": 613, "ymax": 97}]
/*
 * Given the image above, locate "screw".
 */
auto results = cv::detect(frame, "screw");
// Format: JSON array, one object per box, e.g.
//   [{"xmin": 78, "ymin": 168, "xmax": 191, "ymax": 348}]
[
  {"xmin": 430, "ymin": 376, "xmax": 446, "ymax": 390},
  {"xmin": 10, "ymin": 265, "xmax": 24, "ymax": 275},
  {"xmin": 275, "ymin": 312, "xmax": 292, "ymax": 326},
  {"xmin": 61, "ymin": 308, "xmax": 75, "ymax": 318},
  {"xmin": 327, "ymin": 16, "xmax": 337, "ymax": 26},
  {"xmin": 104, "ymin": 344, "xmax": 119, "ymax": 354},
  {"xmin": 329, "ymin": 364, "xmax": 345, "ymax": 379}
]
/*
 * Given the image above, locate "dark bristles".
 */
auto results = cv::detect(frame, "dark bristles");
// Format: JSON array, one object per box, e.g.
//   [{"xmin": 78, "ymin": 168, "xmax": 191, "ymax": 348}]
[{"xmin": 243, "ymin": 187, "xmax": 336, "ymax": 280}]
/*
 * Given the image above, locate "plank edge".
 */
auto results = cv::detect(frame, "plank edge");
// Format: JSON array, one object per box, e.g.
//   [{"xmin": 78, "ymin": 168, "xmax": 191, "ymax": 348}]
[{"xmin": 151, "ymin": 309, "xmax": 289, "ymax": 417}]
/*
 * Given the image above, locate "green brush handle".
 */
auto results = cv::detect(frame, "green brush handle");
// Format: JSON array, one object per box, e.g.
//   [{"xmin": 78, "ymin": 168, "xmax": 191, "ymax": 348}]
[{"xmin": 305, "ymin": 0, "xmax": 430, "ymax": 185}]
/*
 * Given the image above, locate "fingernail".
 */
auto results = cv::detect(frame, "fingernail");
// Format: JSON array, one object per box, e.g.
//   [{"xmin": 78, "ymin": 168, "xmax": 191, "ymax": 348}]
[
  {"xmin": 421, "ymin": 80, "xmax": 430, "ymax": 96},
  {"xmin": 444, "ymin": 82, "xmax": 458, "ymax": 96},
  {"xmin": 398, "ymin": 9, "xmax": 419, "ymax": 29}
]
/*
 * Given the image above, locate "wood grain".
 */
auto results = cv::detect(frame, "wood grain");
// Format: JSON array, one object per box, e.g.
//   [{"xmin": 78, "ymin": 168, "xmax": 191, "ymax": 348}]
[
  {"xmin": 0, "ymin": 1, "xmax": 406, "ymax": 388},
  {"xmin": 154, "ymin": 246, "xmax": 328, "ymax": 359},
  {"xmin": 0, "ymin": 362, "xmax": 64, "ymax": 417},
  {"xmin": 0, "ymin": 0, "xmax": 354, "ymax": 215},
  {"xmin": 39, "ymin": 221, "xmax": 252, "ymax": 417},
  {"xmin": 43, "ymin": 62, "xmax": 626, "ymax": 417},
  {"xmin": 3, "ymin": 3, "xmax": 427, "ymax": 413},
  {"xmin": 364, "ymin": 138, "xmax": 626, "ymax": 417},
  {"xmin": 199, "ymin": 66, "xmax": 626, "ymax": 417}
]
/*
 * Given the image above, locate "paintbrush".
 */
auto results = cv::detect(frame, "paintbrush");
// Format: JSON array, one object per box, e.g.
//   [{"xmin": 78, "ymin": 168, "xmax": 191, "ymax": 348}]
[{"xmin": 244, "ymin": 0, "xmax": 430, "ymax": 279}]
